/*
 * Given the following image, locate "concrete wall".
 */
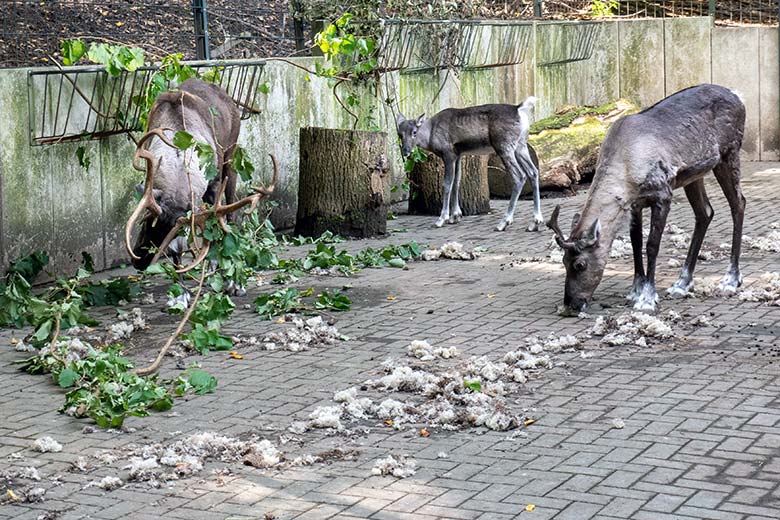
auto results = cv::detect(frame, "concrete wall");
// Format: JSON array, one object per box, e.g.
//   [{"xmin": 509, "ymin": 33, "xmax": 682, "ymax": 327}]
[{"xmin": 0, "ymin": 18, "xmax": 777, "ymax": 275}]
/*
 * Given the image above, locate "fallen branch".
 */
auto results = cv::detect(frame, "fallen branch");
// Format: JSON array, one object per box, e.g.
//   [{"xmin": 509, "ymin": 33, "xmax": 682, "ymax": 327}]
[{"xmin": 133, "ymin": 263, "xmax": 207, "ymax": 376}]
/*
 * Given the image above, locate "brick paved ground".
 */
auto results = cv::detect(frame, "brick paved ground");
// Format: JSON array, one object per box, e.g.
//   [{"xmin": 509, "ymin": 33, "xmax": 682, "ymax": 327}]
[{"xmin": 1, "ymin": 163, "xmax": 779, "ymax": 520}]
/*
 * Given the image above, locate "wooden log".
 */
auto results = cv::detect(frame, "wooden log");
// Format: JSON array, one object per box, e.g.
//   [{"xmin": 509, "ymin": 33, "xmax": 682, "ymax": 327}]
[
  {"xmin": 488, "ymin": 100, "xmax": 638, "ymax": 197},
  {"xmin": 408, "ymin": 155, "xmax": 490, "ymax": 216},
  {"xmin": 295, "ymin": 127, "xmax": 390, "ymax": 238},
  {"xmin": 487, "ymin": 144, "xmax": 539, "ymax": 199}
]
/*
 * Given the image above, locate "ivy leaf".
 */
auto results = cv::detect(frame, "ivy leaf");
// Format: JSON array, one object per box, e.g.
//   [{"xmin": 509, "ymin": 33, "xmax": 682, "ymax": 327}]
[
  {"xmin": 173, "ymin": 131, "xmax": 195, "ymax": 150},
  {"xmin": 58, "ymin": 367, "xmax": 79, "ymax": 388},
  {"xmin": 61, "ymin": 40, "xmax": 87, "ymax": 66},
  {"xmin": 257, "ymin": 82, "xmax": 271, "ymax": 95}
]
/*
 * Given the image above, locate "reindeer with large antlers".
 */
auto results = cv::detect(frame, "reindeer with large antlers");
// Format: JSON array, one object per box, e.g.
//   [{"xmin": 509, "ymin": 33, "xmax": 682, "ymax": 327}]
[
  {"xmin": 548, "ymin": 84, "xmax": 746, "ymax": 314},
  {"xmin": 126, "ymin": 78, "xmax": 276, "ymax": 276}
]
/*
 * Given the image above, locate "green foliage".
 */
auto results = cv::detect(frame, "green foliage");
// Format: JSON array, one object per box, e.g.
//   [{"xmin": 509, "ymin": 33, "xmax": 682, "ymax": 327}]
[
  {"xmin": 257, "ymin": 81, "xmax": 271, "ymax": 95},
  {"xmin": 464, "ymin": 379, "xmax": 482, "ymax": 393},
  {"xmin": 79, "ymin": 277, "xmax": 141, "ymax": 307},
  {"xmin": 60, "ymin": 39, "xmax": 87, "ymax": 66},
  {"xmin": 172, "ymin": 365, "xmax": 218, "ymax": 396},
  {"xmin": 316, "ymin": 289, "xmax": 352, "ymax": 311},
  {"xmin": 590, "ymin": 0, "xmax": 619, "ymax": 17},
  {"xmin": 186, "ymin": 324, "xmax": 233, "ymax": 354},
  {"xmin": 282, "ymin": 231, "xmax": 345, "ymax": 246},
  {"xmin": 314, "ymin": 13, "xmax": 378, "ymax": 81},
  {"xmin": 302, "ymin": 243, "xmax": 357, "ymax": 274},
  {"xmin": 403, "ymin": 146, "xmax": 428, "ymax": 174},
  {"xmin": 355, "ymin": 242, "xmax": 422, "ymax": 268},
  {"xmin": 57, "ymin": 345, "xmax": 172, "ymax": 428},
  {"xmin": 190, "ymin": 292, "xmax": 235, "ymax": 328},
  {"xmin": 172, "ymin": 131, "xmax": 219, "ymax": 180},
  {"xmin": 61, "ymin": 40, "xmax": 145, "ymax": 76},
  {"xmin": 75, "ymin": 146, "xmax": 91, "ymax": 170},
  {"xmin": 254, "ymin": 287, "xmax": 307, "ymax": 319},
  {"xmin": 231, "ymin": 146, "xmax": 255, "ymax": 183}
]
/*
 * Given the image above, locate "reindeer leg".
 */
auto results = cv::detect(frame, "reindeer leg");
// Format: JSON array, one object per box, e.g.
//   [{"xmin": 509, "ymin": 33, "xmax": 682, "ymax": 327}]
[
  {"xmin": 626, "ymin": 206, "xmax": 646, "ymax": 303},
  {"xmin": 713, "ymin": 151, "xmax": 745, "ymax": 293},
  {"xmin": 449, "ymin": 157, "xmax": 463, "ymax": 224},
  {"xmin": 496, "ymin": 151, "xmax": 527, "ymax": 232},
  {"xmin": 668, "ymin": 179, "xmax": 713, "ymax": 298},
  {"xmin": 517, "ymin": 144, "xmax": 543, "ymax": 232},
  {"xmin": 436, "ymin": 154, "xmax": 456, "ymax": 228},
  {"xmin": 634, "ymin": 198, "xmax": 670, "ymax": 312}
]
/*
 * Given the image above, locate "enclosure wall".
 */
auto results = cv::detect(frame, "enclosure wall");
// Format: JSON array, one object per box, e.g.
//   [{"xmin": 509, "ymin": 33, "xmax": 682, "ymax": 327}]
[{"xmin": 0, "ymin": 19, "xmax": 777, "ymax": 275}]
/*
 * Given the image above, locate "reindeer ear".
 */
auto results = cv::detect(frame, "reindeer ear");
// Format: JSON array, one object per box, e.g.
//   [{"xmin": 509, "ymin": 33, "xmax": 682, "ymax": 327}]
[
  {"xmin": 570, "ymin": 213, "xmax": 581, "ymax": 232},
  {"xmin": 415, "ymin": 114, "xmax": 426, "ymax": 127},
  {"xmin": 396, "ymin": 113, "xmax": 406, "ymax": 126},
  {"xmin": 586, "ymin": 219, "xmax": 601, "ymax": 242}
]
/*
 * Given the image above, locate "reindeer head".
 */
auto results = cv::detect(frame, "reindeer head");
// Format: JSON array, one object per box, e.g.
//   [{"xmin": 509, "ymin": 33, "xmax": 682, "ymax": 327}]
[
  {"xmin": 547, "ymin": 205, "xmax": 606, "ymax": 313},
  {"xmin": 125, "ymin": 128, "xmax": 187, "ymax": 270},
  {"xmin": 395, "ymin": 112, "xmax": 426, "ymax": 158}
]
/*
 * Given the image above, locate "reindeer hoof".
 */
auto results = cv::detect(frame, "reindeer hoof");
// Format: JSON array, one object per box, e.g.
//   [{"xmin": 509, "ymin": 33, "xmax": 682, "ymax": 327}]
[
  {"xmin": 496, "ymin": 220, "xmax": 510, "ymax": 232},
  {"xmin": 718, "ymin": 273, "xmax": 742, "ymax": 294},
  {"xmin": 632, "ymin": 284, "xmax": 659, "ymax": 312},
  {"xmin": 434, "ymin": 218, "xmax": 446, "ymax": 228},
  {"xmin": 666, "ymin": 283, "xmax": 693, "ymax": 299},
  {"xmin": 449, "ymin": 213, "xmax": 462, "ymax": 224},
  {"xmin": 525, "ymin": 220, "xmax": 542, "ymax": 232}
]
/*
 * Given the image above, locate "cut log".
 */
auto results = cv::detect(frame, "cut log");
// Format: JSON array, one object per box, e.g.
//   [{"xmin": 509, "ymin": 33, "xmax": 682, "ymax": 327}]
[
  {"xmin": 487, "ymin": 144, "xmax": 539, "ymax": 199},
  {"xmin": 295, "ymin": 127, "xmax": 391, "ymax": 238},
  {"xmin": 488, "ymin": 100, "xmax": 638, "ymax": 197},
  {"xmin": 408, "ymin": 155, "xmax": 490, "ymax": 216}
]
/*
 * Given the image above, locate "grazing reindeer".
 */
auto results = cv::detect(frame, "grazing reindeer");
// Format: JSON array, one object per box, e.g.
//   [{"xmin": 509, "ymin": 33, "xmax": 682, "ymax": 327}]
[
  {"xmin": 396, "ymin": 97, "xmax": 543, "ymax": 232},
  {"xmin": 548, "ymin": 84, "xmax": 746, "ymax": 313},
  {"xmin": 126, "ymin": 78, "xmax": 241, "ymax": 270}
]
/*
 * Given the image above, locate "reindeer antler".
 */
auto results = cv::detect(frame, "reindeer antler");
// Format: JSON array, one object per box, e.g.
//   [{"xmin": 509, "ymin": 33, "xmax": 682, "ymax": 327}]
[
  {"xmin": 125, "ymin": 128, "xmax": 182, "ymax": 260},
  {"xmin": 546, "ymin": 205, "xmax": 576, "ymax": 250},
  {"xmin": 150, "ymin": 153, "xmax": 279, "ymax": 273}
]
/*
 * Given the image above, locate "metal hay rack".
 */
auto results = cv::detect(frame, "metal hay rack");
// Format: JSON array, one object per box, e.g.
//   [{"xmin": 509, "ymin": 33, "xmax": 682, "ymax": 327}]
[{"xmin": 27, "ymin": 60, "xmax": 266, "ymax": 146}]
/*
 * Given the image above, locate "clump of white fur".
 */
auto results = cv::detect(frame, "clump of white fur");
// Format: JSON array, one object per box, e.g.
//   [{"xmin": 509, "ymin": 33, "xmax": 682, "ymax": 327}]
[
  {"xmin": 744, "ymin": 231, "xmax": 780, "ymax": 253},
  {"xmin": 263, "ymin": 316, "xmax": 343, "ymax": 352},
  {"xmin": 109, "ymin": 308, "xmax": 146, "ymax": 340},
  {"xmin": 371, "ymin": 454, "xmax": 417, "ymax": 477},
  {"xmin": 86, "ymin": 476, "xmax": 124, "ymax": 491},
  {"xmin": 308, "ymin": 406, "xmax": 344, "ymax": 430},
  {"xmin": 32, "ymin": 437, "xmax": 62, "ymax": 453},
  {"xmin": 421, "ymin": 242, "xmax": 478, "ymax": 261},
  {"xmin": 406, "ymin": 340, "xmax": 460, "ymax": 361},
  {"xmin": 738, "ymin": 272, "xmax": 780, "ymax": 305},
  {"xmin": 589, "ymin": 312, "xmax": 674, "ymax": 346}
]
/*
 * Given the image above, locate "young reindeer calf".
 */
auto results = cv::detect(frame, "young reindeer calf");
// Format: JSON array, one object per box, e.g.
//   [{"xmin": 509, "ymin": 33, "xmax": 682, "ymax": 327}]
[{"xmin": 396, "ymin": 97, "xmax": 543, "ymax": 231}]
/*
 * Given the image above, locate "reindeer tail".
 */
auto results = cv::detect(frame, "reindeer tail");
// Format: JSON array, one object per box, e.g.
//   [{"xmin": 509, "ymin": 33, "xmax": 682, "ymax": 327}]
[{"xmin": 517, "ymin": 96, "xmax": 537, "ymax": 113}]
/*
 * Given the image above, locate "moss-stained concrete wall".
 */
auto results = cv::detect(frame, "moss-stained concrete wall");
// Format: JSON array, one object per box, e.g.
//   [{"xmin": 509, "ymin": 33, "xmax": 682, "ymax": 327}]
[
  {"xmin": 712, "ymin": 27, "xmax": 761, "ymax": 160},
  {"xmin": 758, "ymin": 28, "xmax": 780, "ymax": 161},
  {"xmin": 618, "ymin": 19, "xmax": 665, "ymax": 109},
  {"xmin": 1, "ymin": 18, "xmax": 777, "ymax": 275}
]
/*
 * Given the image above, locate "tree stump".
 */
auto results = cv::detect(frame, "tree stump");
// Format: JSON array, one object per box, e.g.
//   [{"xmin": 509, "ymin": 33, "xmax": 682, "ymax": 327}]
[
  {"xmin": 408, "ymin": 155, "xmax": 490, "ymax": 216},
  {"xmin": 295, "ymin": 127, "xmax": 390, "ymax": 238},
  {"xmin": 487, "ymin": 144, "xmax": 540, "ymax": 199},
  {"xmin": 488, "ymin": 100, "xmax": 638, "ymax": 197}
]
